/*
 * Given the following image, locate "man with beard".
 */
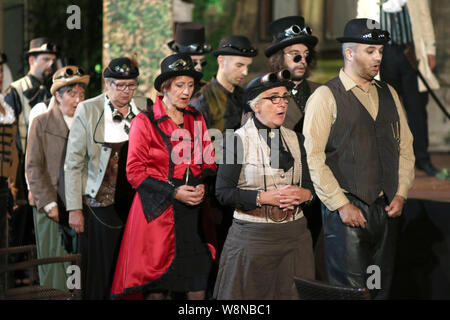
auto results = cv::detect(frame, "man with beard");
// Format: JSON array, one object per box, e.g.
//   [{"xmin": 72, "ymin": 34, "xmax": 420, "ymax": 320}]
[
  {"xmin": 4, "ymin": 38, "xmax": 57, "ymax": 282},
  {"xmin": 303, "ymin": 19, "xmax": 415, "ymax": 299},
  {"xmin": 265, "ymin": 16, "xmax": 320, "ymax": 133}
]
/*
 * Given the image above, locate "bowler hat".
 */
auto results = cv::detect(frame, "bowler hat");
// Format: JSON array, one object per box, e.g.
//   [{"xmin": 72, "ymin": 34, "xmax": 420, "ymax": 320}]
[
  {"xmin": 154, "ymin": 53, "xmax": 203, "ymax": 92},
  {"xmin": 245, "ymin": 69, "xmax": 294, "ymax": 103},
  {"xmin": 25, "ymin": 37, "xmax": 58, "ymax": 58},
  {"xmin": 51, "ymin": 65, "xmax": 90, "ymax": 96},
  {"xmin": 213, "ymin": 35, "xmax": 258, "ymax": 57},
  {"xmin": 103, "ymin": 57, "xmax": 140, "ymax": 79},
  {"xmin": 265, "ymin": 16, "xmax": 318, "ymax": 58},
  {"xmin": 336, "ymin": 18, "xmax": 390, "ymax": 44},
  {"xmin": 167, "ymin": 22, "xmax": 212, "ymax": 55}
]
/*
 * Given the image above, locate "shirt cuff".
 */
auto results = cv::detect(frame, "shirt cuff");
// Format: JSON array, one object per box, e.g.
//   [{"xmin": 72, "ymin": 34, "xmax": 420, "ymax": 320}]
[
  {"xmin": 396, "ymin": 185, "xmax": 409, "ymax": 200},
  {"xmin": 44, "ymin": 202, "xmax": 58, "ymax": 213},
  {"xmin": 323, "ymin": 192, "xmax": 350, "ymax": 212}
]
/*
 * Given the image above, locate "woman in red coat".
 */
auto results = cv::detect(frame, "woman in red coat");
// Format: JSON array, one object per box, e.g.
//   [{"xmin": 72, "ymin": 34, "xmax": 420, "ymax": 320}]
[{"xmin": 111, "ymin": 53, "xmax": 217, "ymax": 300}]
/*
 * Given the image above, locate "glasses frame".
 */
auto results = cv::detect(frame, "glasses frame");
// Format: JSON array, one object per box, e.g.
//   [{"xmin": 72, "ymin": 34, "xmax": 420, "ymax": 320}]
[
  {"xmin": 111, "ymin": 80, "xmax": 139, "ymax": 92},
  {"xmin": 262, "ymin": 94, "xmax": 291, "ymax": 105}
]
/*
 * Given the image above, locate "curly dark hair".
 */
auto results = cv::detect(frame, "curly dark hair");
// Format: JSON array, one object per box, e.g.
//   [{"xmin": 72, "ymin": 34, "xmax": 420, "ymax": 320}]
[{"xmin": 268, "ymin": 44, "xmax": 317, "ymax": 79}]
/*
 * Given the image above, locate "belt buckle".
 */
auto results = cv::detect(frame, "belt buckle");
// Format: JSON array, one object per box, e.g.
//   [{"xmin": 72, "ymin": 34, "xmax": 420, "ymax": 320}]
[{"xmin": 267, "ymin": 206, "xmax": 289, "ymax": 223}]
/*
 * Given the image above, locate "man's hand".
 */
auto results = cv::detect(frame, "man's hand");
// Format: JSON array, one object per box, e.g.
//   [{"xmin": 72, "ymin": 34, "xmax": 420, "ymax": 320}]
[
  {"xmin": 47, "ymin": 205, "xmax": 59, "ymax": 222},
  {"xmin": 385, "ymin": 195, "xmax": 405, "ymax": 218},
  {"xmin": 338, "ymin": 202, "xmax": 367, "ymax": 228},
  {"xmin": 69, "ymin": 210, "xmax": 84, "ymax": 233}
]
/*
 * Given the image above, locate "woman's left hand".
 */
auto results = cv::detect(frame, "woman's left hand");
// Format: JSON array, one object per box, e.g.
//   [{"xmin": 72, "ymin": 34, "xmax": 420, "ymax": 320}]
[{"xmin": 278, "ymin": 185, "xmax": 312, "ymax": 209}]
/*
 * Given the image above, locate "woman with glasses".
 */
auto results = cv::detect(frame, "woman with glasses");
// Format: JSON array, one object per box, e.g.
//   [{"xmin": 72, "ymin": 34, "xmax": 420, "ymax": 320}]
[
  {"xmin": 111, "ymin": 53, "xmax": 217, "ymax": 300},
  {"xmin": 64, "ymin": 57, "xmax": 149, "ymax": 300},
  {"xmin": 213, "ymin": 71, "xmax": 316, "ymax": 300},
  {"xmin": 25, "ymin": 66, "xmax": 89, "ymax": 290}
]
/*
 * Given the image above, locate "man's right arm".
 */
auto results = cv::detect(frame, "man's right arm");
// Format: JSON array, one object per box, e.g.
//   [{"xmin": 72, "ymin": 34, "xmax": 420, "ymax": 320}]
[{"xmin": 302, "ymin": 86, "xmax": 350, "ymax": 211}]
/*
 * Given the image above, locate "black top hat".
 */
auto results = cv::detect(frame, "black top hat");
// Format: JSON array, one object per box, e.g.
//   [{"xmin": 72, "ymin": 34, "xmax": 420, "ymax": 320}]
[
  {"xmin": 25, "ymin": 37, "xmax": 58, "ymax": 58},
  {"xmin": 103, "ymin": 57, "xmax": 140, "ymax": 79},
  {"xmin": 213, "ymin": 35, "xmax": 258, "ymax": 57},
  {"xmin": 337, "ymin": 18, "xmax": 391, "ymax": 44},
  {"xmin": 167, "ymin": 22, "xmax": 212, "ymax": 55},
  {"xmin": 265, "ymin": 16, "xmax": 318, "ymax": 58},
  {"xmin": 154, "ymin": 53, "xmax": 203, "ymax": 92},
  {"xmin": 245, "ymin": 69, "xmax": 294, "ymax": 103}
]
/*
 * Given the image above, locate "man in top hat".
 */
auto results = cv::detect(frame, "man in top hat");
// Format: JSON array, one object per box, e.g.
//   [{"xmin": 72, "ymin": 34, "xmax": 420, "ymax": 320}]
[
  {"xmin": 168, "ymin": 22, "xmax": 211, "ymax": 73},
  {"xmin": 190, "ymin": 35, "xmax": 257, "ymax": 133},
  {"xmin": 168, "ymin": 22, "xmax": 211, "ymax": 95},
  {"xmin": 264, "ymin": 16, "xmax": 323, "ymax": 261},
  {"xmin": 303, "ymin": 18, "xmax": 415, "ymax": 299},
  {"xmin": 64, "ymin": 57, "xmax": 149, "ymax": 299},
  {"xmin": 265, "ymin": 15, "xmax": 320, "ymax": 133},
  {"xmin": 358, "ymin": 0, "xmax": 440, "ymax": 177},
  {"xmin": 3, "ymin": 38, "xmax": 58, "ymax": 268}
]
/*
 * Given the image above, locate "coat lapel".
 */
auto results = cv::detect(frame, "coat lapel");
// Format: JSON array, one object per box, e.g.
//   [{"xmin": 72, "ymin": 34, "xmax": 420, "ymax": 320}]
[{"xmin": 44, "ymin": 103, "xmax": 69, "ymax": 139}]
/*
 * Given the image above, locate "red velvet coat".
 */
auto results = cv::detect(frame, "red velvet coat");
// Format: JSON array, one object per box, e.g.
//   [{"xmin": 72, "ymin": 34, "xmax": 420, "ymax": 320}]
[{"xmin": 111, "ymin": 96, "xmax": 217, "ymax": 298}]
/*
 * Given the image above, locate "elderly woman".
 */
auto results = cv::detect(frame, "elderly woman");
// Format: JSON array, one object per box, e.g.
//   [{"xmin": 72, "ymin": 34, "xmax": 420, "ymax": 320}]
[
  {"xmin": 111, "ymin": 53, "xmax": 217, "ymax": 300},
  {"xmin": 213, "ymin": 71, "xmax": 316, "ymax": 300},
  {"xmin": 25, "ymin": 66, "xmax": 89, "ymax": 290}
]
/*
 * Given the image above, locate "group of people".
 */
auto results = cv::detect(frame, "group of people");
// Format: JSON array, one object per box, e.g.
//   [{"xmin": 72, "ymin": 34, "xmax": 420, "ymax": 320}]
[{"xmin": 0, "ymin": 0, "xmax": 440, "ymax": 301}]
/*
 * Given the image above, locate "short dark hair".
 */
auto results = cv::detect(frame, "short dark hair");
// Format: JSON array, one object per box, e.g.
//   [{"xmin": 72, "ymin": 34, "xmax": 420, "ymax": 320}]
[{"xmin": 268, "ymin": 45, "xmax": 317, "ymax": 78}]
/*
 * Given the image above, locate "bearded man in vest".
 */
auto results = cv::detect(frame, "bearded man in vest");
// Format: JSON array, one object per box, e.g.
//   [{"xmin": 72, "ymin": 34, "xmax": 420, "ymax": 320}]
[
  {"xmin": 4, "ymin": 38, "xmax": 57, "ymax": 267},
  {"xmin": 303, "ymin": 19, "xmax": 415, "ymax": 299}
]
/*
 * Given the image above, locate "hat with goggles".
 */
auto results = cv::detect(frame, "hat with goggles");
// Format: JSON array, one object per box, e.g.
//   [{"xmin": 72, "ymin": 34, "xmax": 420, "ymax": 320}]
[
  {"xmin": 337, "ymin": 18, "xmax": 390, "ymax": 44},
  {"xmin": 265, "ymin": 16, "xmax": 318, "ymax": 58},
  {"xmin": 103, "ymin": 57, "xmax": 140, "ymax": 79},
  {"xmin": 50, "ymin": 65, "xmax": 90, "ymax": 95},
  {"xmin": 245, "ymin": 69, "xmax": 294, "ymax": 103},
  {"xmin": 154, "ymin": 53, "xmax": 203, "ymax": 92},
  {"xmin": 25, "ymin": 37, "xmax": 58, "ymax": 59},
  {"xmin": 167, "ymin": 22, "xmax": 212, "ymax": 55},
  {"xmin": 213, "ymin": 35, "xmax": 258, "ymax": 57}
]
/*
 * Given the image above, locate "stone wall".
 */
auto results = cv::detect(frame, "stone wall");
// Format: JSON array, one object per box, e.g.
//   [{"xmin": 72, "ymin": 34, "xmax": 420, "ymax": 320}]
[{"xmin": 103, "ymin": 0, "xmax": 173, "ymax": 99}]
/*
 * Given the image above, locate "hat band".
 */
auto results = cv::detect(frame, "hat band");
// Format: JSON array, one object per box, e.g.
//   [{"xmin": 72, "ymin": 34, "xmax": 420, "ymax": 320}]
[
  {"xmin": 28, "ymin": 42, "xmax": 57, "ymax": 53},
  {"xmin": 221, "ymin": 43, "xmax": 257, "ymax": 54}
]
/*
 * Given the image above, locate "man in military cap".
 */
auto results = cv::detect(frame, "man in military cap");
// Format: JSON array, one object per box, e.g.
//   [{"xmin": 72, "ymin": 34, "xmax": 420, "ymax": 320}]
[
  {"xmin": 265, "ymin": 16, "xmax": 320, "ymax": 133},
  {"xmin": 64, "ymin": 57, "xmax": 149, "ymax": 299}
]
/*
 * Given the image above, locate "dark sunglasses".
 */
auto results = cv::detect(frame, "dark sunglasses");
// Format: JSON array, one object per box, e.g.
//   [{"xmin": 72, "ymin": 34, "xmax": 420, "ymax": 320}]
[
  {"xmin": 55, "ymin": 67, "xmax": 85, "ymax": 80},
  {"xmin": 186, "ymin": 43, "xmax": 211, "ymax": 53},
  {"xmin": 192, "ymin": 58, "xmax": 207, "ymax": 67},
  {"xmin": 361, "ymin": 29, "xmax": 390, "ymax": 41},
  {"xmin": 222, "ymin": 44, "xmax": 257, "ymax": 54}
]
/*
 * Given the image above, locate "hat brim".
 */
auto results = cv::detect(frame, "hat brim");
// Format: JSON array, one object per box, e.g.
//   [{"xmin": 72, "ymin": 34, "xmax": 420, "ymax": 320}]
[
  {"xmin": 336, "ymin": 37, "xmax": 389, "ymax": 45},
  {"xmin": 264, "ymin": 35, "xmax": 318, "ymax": 57},
  {"xmin": 154, "ymin": 70, "xmax": 203, "ymax": 92},
  {"xmin": 213, "ymin": 48, "xmax": 258, "ymax": 58},
  {"xmin": 50, "ymin": 75, "xmax": 90, "ymax": 96},
  {"xmin": 167, "ymin": 40, "xmax": 212, "ymax": 55},
  {"xmin": 25, "ymin": 50, "xmax": 58, "ymax": 59}
]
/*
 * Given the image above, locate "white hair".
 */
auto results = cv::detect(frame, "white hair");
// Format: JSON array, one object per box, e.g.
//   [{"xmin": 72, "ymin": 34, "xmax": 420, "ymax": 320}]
[{"xmin": 248, "ymin": 93, "xmax": 263, "ymax": 112}]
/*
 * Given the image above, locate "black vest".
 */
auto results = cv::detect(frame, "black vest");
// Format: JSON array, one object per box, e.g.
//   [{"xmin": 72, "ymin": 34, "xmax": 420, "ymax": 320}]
[{"xmin": 325, "ymin": 77, "xmax": 400, "ymax": 205}]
